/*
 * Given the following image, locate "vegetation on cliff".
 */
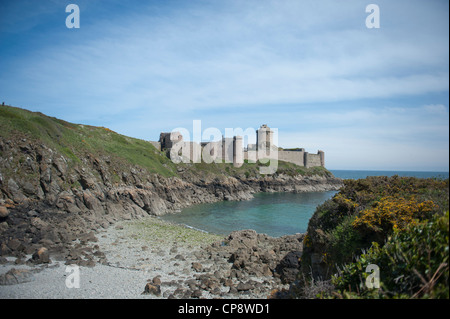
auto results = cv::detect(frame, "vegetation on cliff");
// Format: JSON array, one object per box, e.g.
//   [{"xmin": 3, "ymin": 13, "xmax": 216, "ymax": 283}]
[
  {"xmin": 298, "ymin": 176, "xmax": 449, "ymax": 299},
  {"xmin": 0, "ymin": 105, "xmax": 334, "ymax": 183},
  {"xmin": 0, "ymin": 105, "xmax": 177, "ymax": 178},
  {"xmin": 0, "ymin": 105, "xmax": 341, "ymax": 269}
]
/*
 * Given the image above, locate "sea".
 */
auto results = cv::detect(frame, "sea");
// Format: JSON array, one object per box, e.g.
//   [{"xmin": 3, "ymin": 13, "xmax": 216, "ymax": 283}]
[{"xmin": 161, "ymin": 170, "xmax": 449, "ymax": 237}]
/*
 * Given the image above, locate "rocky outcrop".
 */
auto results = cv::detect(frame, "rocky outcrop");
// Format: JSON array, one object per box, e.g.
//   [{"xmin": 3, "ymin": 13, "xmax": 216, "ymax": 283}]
[
  {"xmin": 0, "ymin": 136, "xmax": 342, "ymax": 265},
  {"xmin": 149, "ymin": 229, "xmax": 306, "ymax": 298}
]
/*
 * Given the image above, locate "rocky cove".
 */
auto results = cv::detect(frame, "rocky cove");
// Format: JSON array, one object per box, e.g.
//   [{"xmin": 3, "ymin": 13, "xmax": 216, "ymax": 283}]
[{"xmin": 0, "ymin": 136, "xmax": 343, "ymax": 298}]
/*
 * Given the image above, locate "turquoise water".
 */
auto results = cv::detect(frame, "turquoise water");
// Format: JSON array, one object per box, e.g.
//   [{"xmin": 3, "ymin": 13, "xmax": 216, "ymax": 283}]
[
  {"xmin": 161, "ymin": 170, "xmax": 449, "ymax": 237},
  {"xmin": 161, "ymin": 191, "xmax": 337, "ymax": 237}
]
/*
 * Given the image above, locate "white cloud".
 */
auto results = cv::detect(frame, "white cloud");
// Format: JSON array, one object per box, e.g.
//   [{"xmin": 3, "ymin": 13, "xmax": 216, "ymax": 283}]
[
  {"xmin": 6, "ymin": 0, "xmax": 448, "ymax": 115},
  {"xmin": 423, "ymin": 104, "xmax": 448, "ymax": 114},
  {"xmin": 1, "ymin": 0, "xmax": 448, "ymax": 171}
]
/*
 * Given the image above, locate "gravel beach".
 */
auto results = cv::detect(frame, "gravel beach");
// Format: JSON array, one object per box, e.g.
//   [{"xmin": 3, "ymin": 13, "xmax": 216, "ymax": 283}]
[
  {"xmin": 1, "ymin": 216, "xmax": 297, "ymax": 299},
  {"xmin": 0, "ymin": 216, "xmax": 222, "ymax": 298}
]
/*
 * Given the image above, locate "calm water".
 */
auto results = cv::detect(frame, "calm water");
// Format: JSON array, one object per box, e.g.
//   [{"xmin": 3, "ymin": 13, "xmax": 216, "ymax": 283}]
[
  {"xmin": 161, "ymin": 170, "xmax": 449, "ymax": 237},
  {"xmin": 161, "ymin": 191, "xmax": 337, "ymax": 237}
]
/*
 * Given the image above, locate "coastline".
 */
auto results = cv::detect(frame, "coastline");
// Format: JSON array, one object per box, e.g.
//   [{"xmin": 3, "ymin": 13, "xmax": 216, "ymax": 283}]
[
  {"xmin": 0, "ymin": 216, "xmax": 296, "ymax": 298},
  {"xmin": 0, "ymin": 131, "xmax": 343, "ymax": 299}
]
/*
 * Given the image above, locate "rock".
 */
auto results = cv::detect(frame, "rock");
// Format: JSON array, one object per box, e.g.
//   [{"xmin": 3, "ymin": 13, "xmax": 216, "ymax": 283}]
[
  {"xmin": 27, "ymin": 210, "xmax": 39, "ymax": 217},
  {"xmin": 199, "ymin": 276, "xmax": 220, "ymax": 291},
  {"xmin": 276, "ymin": 251, "xmax": 302, "ymax": 284},
  {"xmin": 21, "ymin": 181, "xmax": 36, "ymax": 196},
  {"xmin": 227, "ymin": 229, "xmax": 258, "ymax": 249},
  {"xmin": 30, "ymin": 217, "xmax": 49, "ymax": 230},
  {"xmin": 172, "ymin": 286, "xmax": 184, "ymax": 296},
  {"xmin": 0, "ymin": 268, "xmax": 33, "ymax": 285},
  {"xmin": 236, "ymin": 281, "xmax": 254, "ymax": 291},
  {"xmin": 191, "ymin": 289, "xmax": 203, "ymax": 298},
  {"xmin": 7, "ymin": 178, "xmax": 26, "ymax": 203},
  {"xmin": 79, "ymin": 232, "xmax": 98, "ymax": 244},
  {"xmin": 79, "ymin": 173, "xmax": 97, "ymax": 190},
  {"xmin": 143, "ymin": 283, "xmax": 161, "ymax": 296},
  {"xmin": 192, "ymin": 262, "xmax": 203, "ymax": 272},
  {"xmin": 1, "ymin": 242, "xmax": 11, "ymax": 255},
  {"xmin": 0, "ymin": 206, "xmax": 9, "ymax": 219},
  {"xmin": 152, "ymin": 276, "xmax": 162, "ymax": 285},
  {"xmin": 53, "ymin": 156, "xmax": 68, "ymax": 176},
  {"xmin": 7, "ymin": 239, "xmax": 23, "ymax": 252},
  {"xmin": 31, "ymin": 247, "xmax": 50, "ymax": 264},
  {"xmin": 223, "ymin": 278, "xmax": 234, "ymax": 287},
  {"xmin": 82, "ymin": 190, "xmax": 103, "ymax": 212}
]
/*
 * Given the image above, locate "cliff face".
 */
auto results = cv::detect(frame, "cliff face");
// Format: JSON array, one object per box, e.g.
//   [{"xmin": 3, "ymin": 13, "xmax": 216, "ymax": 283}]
[
  {"xmin": 0, "ymin": 135, "xmax": 342, "ymax": 260},
  {"xmin": 0, "ymin": 106, "xmax": 343, "ymax": 263}
]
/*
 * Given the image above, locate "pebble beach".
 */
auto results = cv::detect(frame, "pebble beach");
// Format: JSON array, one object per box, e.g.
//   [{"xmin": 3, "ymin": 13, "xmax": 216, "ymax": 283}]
[
  {"xmin": 0, "ymin": 216, "xmax": 296, "ymax": 299},
  {"xmin": 0, "ymin": 217, "xmax": 221, "ymax": 298}
]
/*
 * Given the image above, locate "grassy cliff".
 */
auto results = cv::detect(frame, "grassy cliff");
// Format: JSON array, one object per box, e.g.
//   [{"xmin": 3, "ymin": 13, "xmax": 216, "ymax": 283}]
[
  {"xmin": 0, "ymin": 105, "xmax": 334, "ymax": 181},
  {"xmin": 0, "ymin": 105, "xmax": 177, "ymax": 178}
]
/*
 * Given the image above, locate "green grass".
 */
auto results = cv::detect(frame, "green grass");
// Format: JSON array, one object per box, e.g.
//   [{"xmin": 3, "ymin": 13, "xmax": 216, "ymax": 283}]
[
  {"xmin": 123, "ymin": 216, "xmax": 222, "ymax": 247},
  {"xmin": 0, "ymin": 105, "xmax": 177, "ymax": 177},
  {"xmin": 1, "ymin": 105, "xmax": 334, "ymax": 179},
  {"xmin": 182, "ymin": 158, "xmax": 333, "ymax": 180}
]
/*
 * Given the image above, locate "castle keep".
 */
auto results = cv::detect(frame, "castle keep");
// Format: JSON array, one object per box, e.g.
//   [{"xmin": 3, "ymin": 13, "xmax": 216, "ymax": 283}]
[{"xmin": 153, "ymin": 124, "xmax": 325, "ymax": 169}]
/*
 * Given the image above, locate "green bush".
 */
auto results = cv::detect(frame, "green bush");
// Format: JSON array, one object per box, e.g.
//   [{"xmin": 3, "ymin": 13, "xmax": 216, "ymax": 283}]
[
  {"xmin": 302, "ymin": 176, "xmax": 449, "ymax": 277},
  {"xmin": 330, "ymin": 211, "xmax": 449, "ymax": 299}
]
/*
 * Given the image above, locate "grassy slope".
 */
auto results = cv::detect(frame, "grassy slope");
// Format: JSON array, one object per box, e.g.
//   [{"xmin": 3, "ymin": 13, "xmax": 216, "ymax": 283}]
[
  {"xmin": 0, "ymin": 105, "xmax": 178, "ymax": 177},
  {"xmin": 0, "ymin": 105, "xmax": 334, "ymax": 179}
]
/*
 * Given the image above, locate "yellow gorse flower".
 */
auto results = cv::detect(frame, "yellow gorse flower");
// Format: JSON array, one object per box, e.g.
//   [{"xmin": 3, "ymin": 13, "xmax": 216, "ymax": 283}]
[{"xmin": 352, "ymin": 196, "xmax": 437, "ymax": 232}]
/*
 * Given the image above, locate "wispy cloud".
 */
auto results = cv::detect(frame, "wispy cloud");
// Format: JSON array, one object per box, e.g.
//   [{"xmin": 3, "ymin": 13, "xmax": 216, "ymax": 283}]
[{"xmin": 0, "ymin": 0, "xmax": 448, "ymax": 171}]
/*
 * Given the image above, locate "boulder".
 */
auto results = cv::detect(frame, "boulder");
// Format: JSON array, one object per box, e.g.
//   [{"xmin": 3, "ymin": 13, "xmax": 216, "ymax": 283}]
[
  {"xmin": 0, "ymin": 206, "xmax": 9, "ymax": 219},
  {"xmin": 31, "ymin": 247, "xmax": 50, "ymax": 264},
  {"xmin": 0, "ymin": 268, "xmax": 33, "ymax": 285},
  {"xmin": 227, "ymin": 229, "xmax": 258, "ymax": 249},
  {"xmin": 143, "ymin": 283, "xmax": 161, "ymax": 296},
  {"xmin": 275, "ymin": 251, "xmax": 302, "ymax": 284},
  {"xmin": 152, "ymin": 276, "xmax": 162, "ymax": 285}
]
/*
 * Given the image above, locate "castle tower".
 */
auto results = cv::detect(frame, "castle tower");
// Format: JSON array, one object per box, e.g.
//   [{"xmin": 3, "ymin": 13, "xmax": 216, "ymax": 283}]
[
  {"xmin": 159, "ymin": 131, "xmax": 183, "ymax": 150},
  {"xmin": 256, "ymin": 124, "xmax": 273, "ymax": 151},
  {"xmin": 318, "ymin": 150, "xmax": 325, "ymax": 167},
  {"xmin": 233, "ymin": 136, "xmax": 243, "ymax": 167},
  {"xmin": 222, "ymin": 136, "xmax": 234, "ymax": 163}
]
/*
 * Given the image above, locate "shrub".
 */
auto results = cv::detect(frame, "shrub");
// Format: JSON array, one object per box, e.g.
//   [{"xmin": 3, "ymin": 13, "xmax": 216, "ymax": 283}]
[
  {"xmin": 352, "ymin": 196, "xmax": 437, "ymax": 233},
  {"xmin": 301, "ymin": 176, "xmax": 449, "ymax": 289},
  {"xmin": 330, "ymin": 211, "xmax": 449, "ymax": 299}
]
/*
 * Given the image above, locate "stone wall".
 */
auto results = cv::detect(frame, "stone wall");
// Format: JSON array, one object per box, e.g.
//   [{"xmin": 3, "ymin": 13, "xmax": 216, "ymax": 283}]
[
  {"xmin": 148, "ymin": 141, "xmax": 161, "ymax": 151},
  {"xmin": 278, "ymin": 150, "xmax": 305, "ymax": 167},
  {"xmin": 157, "ymin": 125, "xmax": 325, "ymax": 168},
  {"xmin": 169, "ymin": 141, "xmax": 201, "ymax": 163},
  {"xmin": 304, "ymin": 152, "xmax": 322, "ymax": 168}
]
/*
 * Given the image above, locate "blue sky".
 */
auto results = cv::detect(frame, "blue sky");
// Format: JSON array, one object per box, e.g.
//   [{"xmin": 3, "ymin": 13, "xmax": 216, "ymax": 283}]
[{"xmin": 0, "ymin": 0, "xmax": 448, "ymax": 171}]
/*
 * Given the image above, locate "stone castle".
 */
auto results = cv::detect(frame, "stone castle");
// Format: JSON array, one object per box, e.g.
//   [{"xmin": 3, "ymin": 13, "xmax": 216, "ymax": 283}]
[{"xmin": 150, "ymin": 124, "xmax": 325, "ymax": 169}]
